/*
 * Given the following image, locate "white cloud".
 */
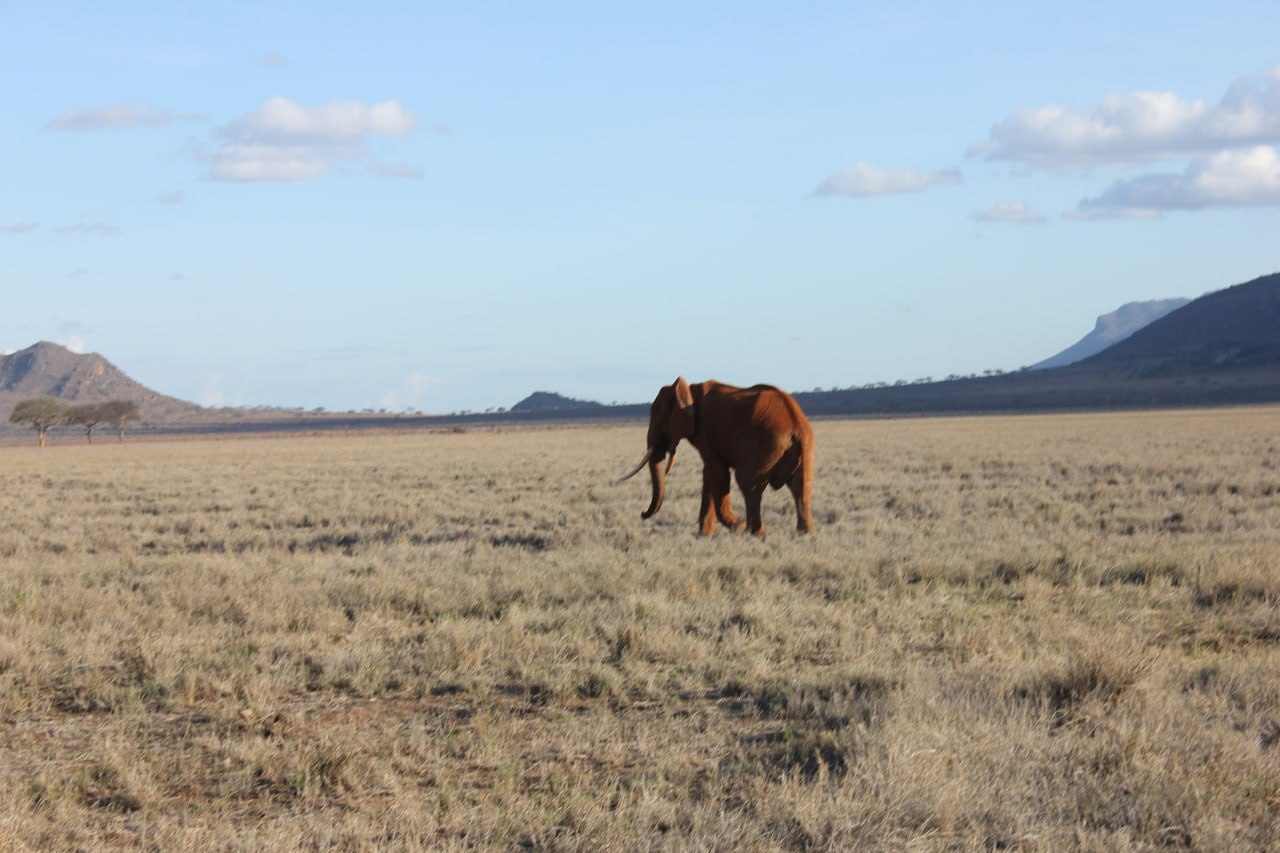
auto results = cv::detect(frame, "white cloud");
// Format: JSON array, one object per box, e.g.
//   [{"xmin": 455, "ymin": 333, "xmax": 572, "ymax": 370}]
[
  {"xmin": 211, "ymin": 143, "xmax": 340, "ymax": 182},
  {"xmin": 971, "ymin": 201, "xmax": 1046, "ymax": 225},
  {"xmin": 232, "ymin": 97, "xmax": 415, "ymax": 139},
  {"xmin": 1075, "ymin": 145, "xmax": 1280, "ymax": 216},
  {"xmin": 2, "ymin": 223, "xmax": 39, "ymax": 234},
  {"xmin": 815, "ymin": 162, "xmax": 961, "ymax": 197},
  {"xmin": 1209, "ymin": 69, "xmax": 1280, "ymax": 140},
  {"xmin": 971, "ymin": 67, "xmax": 1280, "ymax": 169},
  {"xmin": 155, "ymin": 191, "xmax": 184, "ymax": 204},
  {"xmin": 1063, "ymin": 207, "xmax": 1163, "ymax": 222},
  {"xmin": 56, "ymin": 222, "xmax": 122, "ymax": 236},
  {"xmin": 46, "ymin": 104, "xmax": 205, "ymax": 131},
  {"xmin": 210, "ymin": 97, "xmax": 419, "ymax": 182},
  {"xmin": 60, "ymin": 335, "xmax": 86, "ymax": 354}
]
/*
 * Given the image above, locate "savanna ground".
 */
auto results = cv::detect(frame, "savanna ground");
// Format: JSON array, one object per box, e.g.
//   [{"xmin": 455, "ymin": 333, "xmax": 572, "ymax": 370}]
[{"xmin": 1, "ymin": 409, "xmax": 1278, "ymax": 850}]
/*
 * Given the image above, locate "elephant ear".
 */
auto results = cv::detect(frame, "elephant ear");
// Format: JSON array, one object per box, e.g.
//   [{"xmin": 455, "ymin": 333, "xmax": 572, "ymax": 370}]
[
  {"xmin": 673, "ymin": 377, "xmax": 694, "ymax": 411},
  {"xmin": 669, "ymin": 377, "xmax": 696, "ymax": 438}
]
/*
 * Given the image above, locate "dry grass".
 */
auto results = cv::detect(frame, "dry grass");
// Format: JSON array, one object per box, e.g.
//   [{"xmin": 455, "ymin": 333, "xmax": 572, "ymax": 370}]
[{"xmin": 1, "ymin": 409, "xmax": 1278, "ymax": 850}]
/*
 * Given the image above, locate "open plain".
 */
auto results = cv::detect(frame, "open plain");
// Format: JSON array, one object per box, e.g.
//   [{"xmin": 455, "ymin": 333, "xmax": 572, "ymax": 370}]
[{"xmin": 1, "ymin": 409, "xmax": 1278, "ymax": 850}]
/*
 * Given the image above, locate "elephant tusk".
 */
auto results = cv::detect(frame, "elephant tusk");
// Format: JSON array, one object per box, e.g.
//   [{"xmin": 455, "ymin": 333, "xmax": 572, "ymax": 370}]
[
  {"xmin": 665, "ymin": 448, "xmax": 677, "ymax": 476},
  {"xmin": 619, "ymin": 448, "xmax": 654, "ymax": 482}
]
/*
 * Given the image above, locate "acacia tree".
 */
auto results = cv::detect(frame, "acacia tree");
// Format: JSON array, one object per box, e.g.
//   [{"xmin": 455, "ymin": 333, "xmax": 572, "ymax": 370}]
[
  {"xmin": 10, "ymin": 398, "xmax": 69, "ymax": 447},
  {"xmin": 68, "ymin": 402, "xmax": 106, "ymax": 444},
  {"xmin": 97, "ymin": 400, "xmax": 140, "ymax": 442}
]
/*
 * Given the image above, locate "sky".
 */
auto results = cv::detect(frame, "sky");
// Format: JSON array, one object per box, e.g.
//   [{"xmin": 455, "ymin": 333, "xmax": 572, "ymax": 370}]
[{"xmin": 3, "ymin": 1, "xmax": 1279, "ymax": 414}]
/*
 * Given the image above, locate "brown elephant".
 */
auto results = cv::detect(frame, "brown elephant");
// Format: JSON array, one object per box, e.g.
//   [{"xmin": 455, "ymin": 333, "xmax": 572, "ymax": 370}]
[{"xmin": 621, "ymin": 377, "xmax": 814, "ymax": 538}]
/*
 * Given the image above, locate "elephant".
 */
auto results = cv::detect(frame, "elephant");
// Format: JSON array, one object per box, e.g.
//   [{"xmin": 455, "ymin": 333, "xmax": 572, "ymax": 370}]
[{"xmin": 621, "ymin": 377, "xmax": 814, "ymax": 537}]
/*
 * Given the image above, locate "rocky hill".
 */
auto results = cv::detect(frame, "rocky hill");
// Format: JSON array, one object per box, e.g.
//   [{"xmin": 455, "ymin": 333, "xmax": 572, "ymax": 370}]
[
  {"xmin": 0, "ymin": 341, "xmax": 199, "ymax": 426},
  {"xmin": 795, "ymin": 271, "xmax": 1280, "ymax": 416},
  {"xmin": 1081, "ymin": 272, "xmax": 1280, "ymax": 371},
  {"xmin": 510, "ymin": 391, "xmax": 605, "ymax": 413},
  {"xmin": 1033, "ymin": 298, "xmax": 1190, "ymax": 369}
]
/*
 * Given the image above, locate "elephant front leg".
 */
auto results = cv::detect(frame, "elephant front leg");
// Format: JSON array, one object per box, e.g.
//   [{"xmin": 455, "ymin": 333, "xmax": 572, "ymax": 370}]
[
  {"xmin": 707, "ymin": 465, "xmax": 743, "ymax": 531},
  {"xmin": 736, "ymin": 470, "xmax": 767, "ymax": 539},
  {"xmin": 699, "ymin": 465, "xmax": 744, "ymax": 536},
  {"xmin": 697, "ymin": 480, "xmax": 719, "ymax": 536},
  {"xmin": 743, "ymin": 486, "xmax": 766, "ymax": 539},
  {"xmin": 716, "ymin": 493, "xmax": 744, "ymax": 531}
]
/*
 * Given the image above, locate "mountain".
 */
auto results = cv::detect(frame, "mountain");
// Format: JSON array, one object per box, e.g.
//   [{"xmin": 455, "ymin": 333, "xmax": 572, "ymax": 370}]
[
  {"xmin": 1033, "ymin": 298, "xmax": 1190, "ymax": 369},
  {"xmin": 0, "ymin": 341, "xmax": 199, "ymax": 425},
  {"xmin": 510, "ymin": 391, "xmax": 605, "ymax": 413},
  {"xmin": 794, "ymin": 271, "xmax": 1280, "ymax": 416},
  {"xmin": 7, "ymin": 271, "xmax": 1279, "ymax": 437},
  {"xmin": 1080, "ymin": 272, "xmax": 1280, "ymax": 371}
]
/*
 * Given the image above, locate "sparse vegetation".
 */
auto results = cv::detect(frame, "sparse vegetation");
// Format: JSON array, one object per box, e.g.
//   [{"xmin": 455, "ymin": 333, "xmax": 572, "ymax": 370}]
[
  {"xmin": 66, "ymin": 402, "xmax": 105, "ymax": 444},
  {"xmin": 0, "ymin": 409, "xmax": 1277, "ymax": 848},
  {"xmin": 8, "ymin": 398, "xmax": 141, "ymax": 446},
  {"xmin": 8, "ymin": 397, "xmax": 69, "ymax": 447},
  {"xmin": 96, "ymin": 399, "xmax": 140, "ymax": 443}
]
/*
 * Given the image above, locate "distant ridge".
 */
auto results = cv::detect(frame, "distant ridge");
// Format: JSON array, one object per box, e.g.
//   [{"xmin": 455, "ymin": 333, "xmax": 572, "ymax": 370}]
[
  {"xmin": 1033, "ymin": 298, "xmax": 1190, "ymax": 369},
  {"xmin": 0, "ymin": 341, "xmax": 198, "ymax": 425},
  {"xmin": 6, "ymin": 271, "xmax": 1280, "ymax": 438},
  {"xmin": 793, "ymin": 271, "xmax": 1280, "ymax": 416},
  {"xmin": 1081, "ymin": 272, "xmax": 1280, "ymax": 371},
  {"xmin": 510, "ymin": 391, "xmax": 604, "ymax": 413}
]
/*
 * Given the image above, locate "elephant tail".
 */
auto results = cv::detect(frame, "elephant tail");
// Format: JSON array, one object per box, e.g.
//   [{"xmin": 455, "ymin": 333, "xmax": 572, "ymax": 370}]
[
  {"xmin": 793, "ymin": 423, "xmax": 814, "ymax": 479},
  {"xmin": 768, "ymin": 427, "xmax": 811, "ymax": 490},
  {"xmin": 766, "ymin": 393, "xmax": 814, "ymax": 490},
  {"xmin": 784, "ymin": 393, "xmax": 815, "ymax": 484}
]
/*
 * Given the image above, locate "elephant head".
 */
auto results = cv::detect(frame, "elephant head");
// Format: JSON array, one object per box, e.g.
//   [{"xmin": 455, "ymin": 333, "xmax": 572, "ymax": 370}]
[{"xmin": 620, "ymin": 377, "xmax": 697, "ymax": 519}]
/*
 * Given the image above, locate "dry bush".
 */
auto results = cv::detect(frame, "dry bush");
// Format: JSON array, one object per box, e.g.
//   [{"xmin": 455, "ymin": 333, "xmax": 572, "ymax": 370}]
[{"xmin": 0, "ymin": 410, "xmax": 1277, "ymax": 849}]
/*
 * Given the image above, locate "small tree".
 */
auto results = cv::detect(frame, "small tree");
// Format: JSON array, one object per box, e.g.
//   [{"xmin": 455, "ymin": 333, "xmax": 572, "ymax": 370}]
[
  {"xmin": 68, "ymin": 402, "xmax": 106, "ymax": 444},
  {"xmin": 97, "ymin": 400, "xmax": 141, "ymax": 443},
  {"xmin": 10, "ymin": 397, "xmax": 70, "ymax": 447}
]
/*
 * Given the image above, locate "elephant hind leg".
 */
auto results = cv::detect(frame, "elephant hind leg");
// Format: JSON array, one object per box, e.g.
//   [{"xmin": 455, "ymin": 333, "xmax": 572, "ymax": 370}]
[
  {"xmin": 767, "ymin": 438, "xmax": 813, "ymax": 534},
  {"xmin": 788, "ymin": 452, "xmax": 814, "ymax": 534}
]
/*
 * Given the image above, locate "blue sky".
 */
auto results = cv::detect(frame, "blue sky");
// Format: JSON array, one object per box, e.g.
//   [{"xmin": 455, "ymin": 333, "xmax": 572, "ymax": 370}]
[{"xmin": 3, "ymin": 2, "xmax": 1279, "ymax": 413}]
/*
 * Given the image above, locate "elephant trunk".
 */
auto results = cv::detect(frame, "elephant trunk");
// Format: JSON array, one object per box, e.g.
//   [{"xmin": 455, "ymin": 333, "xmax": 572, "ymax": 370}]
[{"xmin": 641, "ymin": 453, "xmax": 668, "ymax": 519}]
